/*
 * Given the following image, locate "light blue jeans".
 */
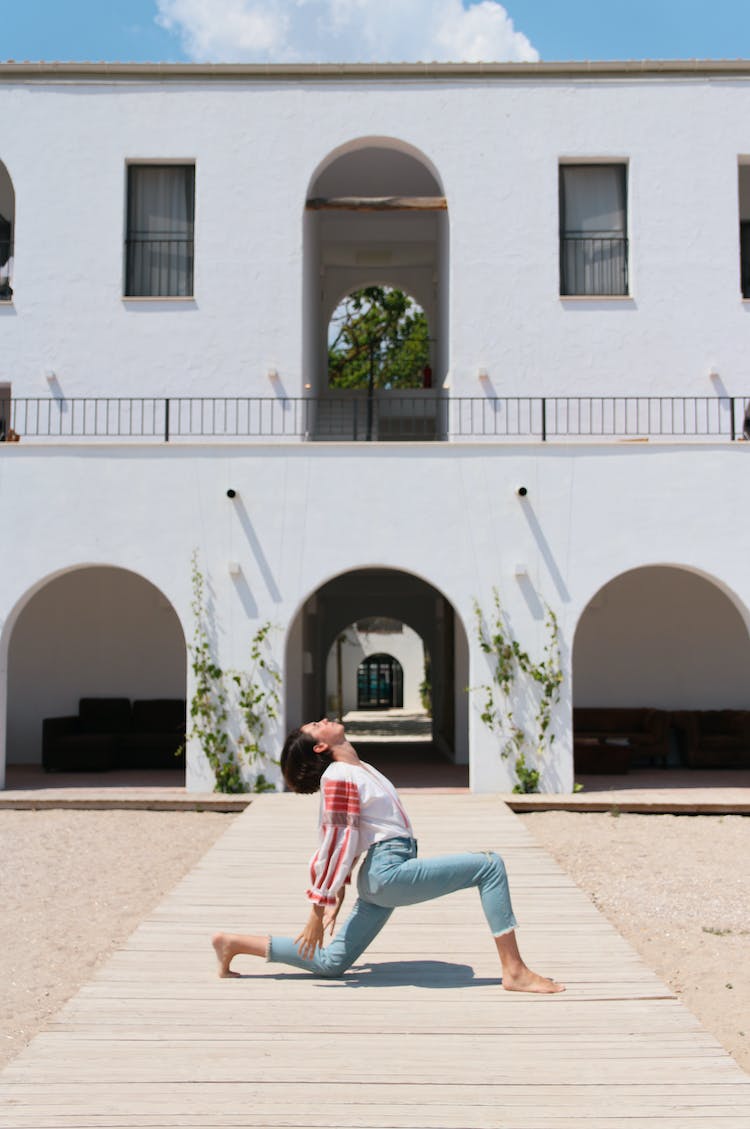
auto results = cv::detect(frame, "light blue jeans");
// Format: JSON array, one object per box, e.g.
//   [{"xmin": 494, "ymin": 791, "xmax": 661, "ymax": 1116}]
[{"xmin": 266, "ymin": 836, "xmax": 517, "ymax": 977}]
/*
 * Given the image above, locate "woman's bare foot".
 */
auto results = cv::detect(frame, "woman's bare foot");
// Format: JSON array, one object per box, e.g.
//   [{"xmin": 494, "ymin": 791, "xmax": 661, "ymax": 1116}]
[
  {"xmin": 212, "ymin": 932, "xmax": 241, "ymax": 978},
  {"xmin": 502, "ymin": 966, "xmax": 565, "ymax": 994},
  {"xmin": 494, "ymin": 930, "xmax": 564, "ymax": 993}
]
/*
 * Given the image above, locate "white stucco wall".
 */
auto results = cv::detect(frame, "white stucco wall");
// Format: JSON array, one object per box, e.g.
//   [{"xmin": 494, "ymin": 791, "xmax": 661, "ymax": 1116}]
[
  {"xmin": 2, "ymin": 68, "xmax": 750, "ymax": 792},
  {"xmin": 1, "ymin": 70, "xmax": 750, "ymax": 404},
  {"xmin": 1, "ymin": 440, "xmax": 749, "ymax": 791}
]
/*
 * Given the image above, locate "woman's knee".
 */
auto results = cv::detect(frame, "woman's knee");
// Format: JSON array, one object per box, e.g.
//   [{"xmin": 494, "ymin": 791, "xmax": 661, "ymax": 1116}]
[
  {"xmin": 315, "ymin": 944, "xmax": 354, "ymax": 978},
  {"xmin": 484, "ymin": 850, "xmax": 508, "ymax": 881}
]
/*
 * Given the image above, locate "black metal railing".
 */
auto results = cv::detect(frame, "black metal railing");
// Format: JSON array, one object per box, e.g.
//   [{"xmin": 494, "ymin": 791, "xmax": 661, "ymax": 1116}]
[
  {"xmin": 560, "ymin": 234, "xmax": 629, "ymax": 296},
  {"xmin": 1, "ymin": 395, "xmax": 747, "ymax": 443},
  {"xmin": 124, "ymin": 235, "xmax": 194, "ymax": 298}
]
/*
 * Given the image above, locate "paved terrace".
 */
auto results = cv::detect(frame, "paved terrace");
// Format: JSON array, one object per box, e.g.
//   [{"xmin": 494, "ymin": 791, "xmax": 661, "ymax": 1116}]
[
  {"xmin": 1, "ymin": 792, "xmax": 748, "ymax": 1128},
  {"xmin": 2, "ymin": 762, "xmax": 750, "ymax": 812}
]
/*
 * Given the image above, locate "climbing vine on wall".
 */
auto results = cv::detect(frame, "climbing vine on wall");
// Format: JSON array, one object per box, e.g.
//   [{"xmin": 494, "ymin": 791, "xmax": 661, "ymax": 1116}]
[
  {"xmin": 187, "ymin": 551, "xmax": 280, "ymax": 793},
  {"xmin": 472, "ymin": 588, "xmax": 563, "ymax": 793}
]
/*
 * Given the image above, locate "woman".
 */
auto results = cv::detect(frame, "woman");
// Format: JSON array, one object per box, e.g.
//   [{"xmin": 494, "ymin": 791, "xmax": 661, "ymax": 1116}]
[{"xmin": 212, "ymin": 718, "xmax": 564, "ymax": 993}]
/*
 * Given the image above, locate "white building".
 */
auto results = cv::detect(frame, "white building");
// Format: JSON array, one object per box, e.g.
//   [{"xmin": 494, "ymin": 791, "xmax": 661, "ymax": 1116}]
[{"xmin": 1, "ymin": 59, "xmax": 750, "ymax": 793}]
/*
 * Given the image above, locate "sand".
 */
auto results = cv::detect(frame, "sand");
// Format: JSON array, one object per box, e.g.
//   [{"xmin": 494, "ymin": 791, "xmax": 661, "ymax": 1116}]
[
  {"xmin": 0, "ymin": 809, "xmax": 235, "ymax": 1071},
  {"xmin": 522, "ymin": 811, "xmax": 750, "ymax": 1074},
  {"xmin": 1, "ymin": 807, "xmax": 747, "ymax": 1076}
]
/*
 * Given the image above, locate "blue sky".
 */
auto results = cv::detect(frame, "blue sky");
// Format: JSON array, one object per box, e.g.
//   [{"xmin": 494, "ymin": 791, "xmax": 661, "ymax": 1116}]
[{"xmin": 2, "ymin": 1, "xmax": 750, "ymax": 65}]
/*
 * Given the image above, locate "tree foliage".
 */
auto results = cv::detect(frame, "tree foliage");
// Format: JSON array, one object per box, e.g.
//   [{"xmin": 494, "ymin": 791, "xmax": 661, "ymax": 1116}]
[{"xmin": 328, "ymin": 286, "xmax": 430, "ymax": 390}]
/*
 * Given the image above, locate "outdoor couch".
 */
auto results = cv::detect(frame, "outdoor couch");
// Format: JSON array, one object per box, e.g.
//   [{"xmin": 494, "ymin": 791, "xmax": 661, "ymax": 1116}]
[
  {"xmin": 42, "ymin": 697, "xmax": 186, "ymax": 772},
  {"xmin": 573, "ymin": 707, "xmax": 670, "ymax": 773},
  {"xmin": 671, "ymin": 710, "xmax": 750, "ymax": 769}
]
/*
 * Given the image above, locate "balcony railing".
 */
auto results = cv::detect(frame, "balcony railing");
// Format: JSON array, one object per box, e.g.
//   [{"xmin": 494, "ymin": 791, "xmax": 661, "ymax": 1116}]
[
  {"xmin": 124, "ymin": 235, "xmax": 194, "ymax": 298},
  {"xmin": 1, "ymin": 395, "xmax": 747, "ymax": 443},
  {"xmin": 560, "ymin": 234, "xmax": 629, "ymax": 296}
]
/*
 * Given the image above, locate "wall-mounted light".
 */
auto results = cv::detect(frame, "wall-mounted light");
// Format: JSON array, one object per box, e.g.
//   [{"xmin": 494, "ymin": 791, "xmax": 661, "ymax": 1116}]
[
  {"xmin": 514, "ymin": 562, "xmax": 528, "ymax": 578},
  {"xmin": 304, "ymin": 382, "xmax": 312, "ymax": 390},
  {"xmin": 478, "ymin": 367, "xmax": 489, "ymax": 382},
  {"xmin": 45, "ymin": 370, "xmax": 56, "ymax": 384},
  {"xmin": 228, "ymin": 560, "xmax": 241, "ymax": 577},
  {"xmin": 267, "ymin": 368, "xmax": 279, "ymax": 382},
  {"xmin": 226, "ymin": 488, "xmax": 237, "ymax": 499},
  {"xmin": 516, "ymin": 486, "xmax": 528, "ymax": 498}
]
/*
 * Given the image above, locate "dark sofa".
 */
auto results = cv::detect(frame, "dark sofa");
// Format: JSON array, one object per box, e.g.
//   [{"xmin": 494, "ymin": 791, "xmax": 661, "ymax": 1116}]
[
  {"xmin": 573, "ymin": 707, "xmax": 670, "ymax": 773},
  {"xmin": 672, "ymin": 710, "xmax": 750, "ymax": 769},
  {"xmin": 43, "ymin": 697, "xmax": 186, "ymax": 772}
]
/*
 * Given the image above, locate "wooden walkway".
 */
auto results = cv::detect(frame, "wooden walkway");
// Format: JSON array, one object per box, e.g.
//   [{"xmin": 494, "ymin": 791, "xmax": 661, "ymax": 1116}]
[{"xmin": 1, "ymin": 794, "xmax": 749, "ymax": 1128}]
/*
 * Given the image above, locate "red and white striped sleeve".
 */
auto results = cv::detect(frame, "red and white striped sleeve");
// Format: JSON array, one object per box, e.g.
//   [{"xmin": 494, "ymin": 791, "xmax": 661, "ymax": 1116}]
[{"xmin": 306, "ymin": 773, "xmax": 361, "ymax": 906}]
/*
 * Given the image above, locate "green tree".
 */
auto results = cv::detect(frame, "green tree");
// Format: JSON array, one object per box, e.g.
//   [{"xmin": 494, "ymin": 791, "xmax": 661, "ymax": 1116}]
[{"xmin": 328, "ymin": 286, "xmax": 430, "ymax": 391}]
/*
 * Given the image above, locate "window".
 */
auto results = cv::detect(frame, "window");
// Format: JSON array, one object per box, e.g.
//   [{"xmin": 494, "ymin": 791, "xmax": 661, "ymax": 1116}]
[
  {"xmin": 559, "ymin": 164, "xmax": 628, "ymax": 296},
  {"xmin": 125, "ymin": 165, "xmax": 194, "ymax": 297},
  {"xmin": 738, "ymin": 165, "xmax": 750, "ymax": 297},
  {"xmin": 0, "ymin": 159, "xmax": 15, "ymax": 301}
]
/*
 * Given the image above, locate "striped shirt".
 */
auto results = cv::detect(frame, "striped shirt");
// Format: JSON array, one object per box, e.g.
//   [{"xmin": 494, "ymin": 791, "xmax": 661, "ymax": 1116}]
[{"xmin": 306, "ymin": 760, "xmax": 413, "ymax": 906}]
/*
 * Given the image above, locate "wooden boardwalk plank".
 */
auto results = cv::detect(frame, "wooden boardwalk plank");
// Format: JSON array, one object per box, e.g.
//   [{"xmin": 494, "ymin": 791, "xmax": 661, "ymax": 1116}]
[{"xmin": 1, "ymin": 793, "xmax": 748, "ymax": 1127}]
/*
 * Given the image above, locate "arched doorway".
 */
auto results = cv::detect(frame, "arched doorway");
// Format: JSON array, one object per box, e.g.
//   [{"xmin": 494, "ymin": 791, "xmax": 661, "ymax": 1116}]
[
  {"xmin": 357, "ymin": 654, "xmax": 404, "ymax": 709},
  {"xmin": 285, "ymin": 567, "xmax": 468, "ymax": 787},
  {"xmin": 3, "ymin": 566, "xmax": 186, "ymax": 783},
  {"xmin": 303, "ymin": 138, "xmax": 449, "ymax": 441},
  {"xmin": 573, "ymin": 565, "xmax": 750, "ymax": 774}
]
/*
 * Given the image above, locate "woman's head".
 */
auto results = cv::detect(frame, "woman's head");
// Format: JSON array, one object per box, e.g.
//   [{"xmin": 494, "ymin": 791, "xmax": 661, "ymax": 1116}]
[{"xmin": 280, "ymin": 726, "xmax": 334, "ymax": 793}]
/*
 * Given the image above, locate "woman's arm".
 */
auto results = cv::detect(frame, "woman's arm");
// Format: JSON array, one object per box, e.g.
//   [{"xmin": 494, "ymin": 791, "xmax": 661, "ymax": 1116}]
[
  {"xmin": 323, "ymin": 886, "xmax": 346, "ymax": 935},
  {"xmin": 306, "ymin": 776, "xmax": 361, "ymax": 908}
]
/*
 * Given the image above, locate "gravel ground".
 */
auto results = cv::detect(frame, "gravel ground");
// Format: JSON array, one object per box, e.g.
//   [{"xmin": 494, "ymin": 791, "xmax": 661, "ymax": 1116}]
[
  {"xmin": 0, "ymin": 809, "xmax": 235, "ymax": 1071},
  {"xmin": 1, "ymin": 808, "xmax": 748, "ymax": 1077},
  {"xmin": 522, "ymin": 811, "xmax": 750, "ymax": 1074}
]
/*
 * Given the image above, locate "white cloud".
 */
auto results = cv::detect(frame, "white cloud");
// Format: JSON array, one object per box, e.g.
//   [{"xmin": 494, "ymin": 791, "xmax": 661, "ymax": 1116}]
[{"xmin": 155, "ymin": 0, "xmax": 539, "ymax": 64}]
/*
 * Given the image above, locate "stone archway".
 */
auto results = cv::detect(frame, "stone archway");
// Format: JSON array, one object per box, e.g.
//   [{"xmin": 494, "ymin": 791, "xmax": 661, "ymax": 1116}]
[
  {"xmin": 3, "ymin": 566, "xmax": 186, "ymax": 782},
  {"xmin": 573, "ymin": 564, "xmax": 750, "ymax": 773},
  {"xmin": 303, "ymin": 137, "xmax": 449, "ymax": 441},
  {"xmin": 285, "ymin": 567, "xmax": 469, "ymax": 787}
]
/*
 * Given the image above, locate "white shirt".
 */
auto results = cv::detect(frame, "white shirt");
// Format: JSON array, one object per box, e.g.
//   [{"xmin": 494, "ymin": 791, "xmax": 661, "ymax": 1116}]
[{"xmin": 306, "ymin": 760, "xmax": 413, "ymax": 905}]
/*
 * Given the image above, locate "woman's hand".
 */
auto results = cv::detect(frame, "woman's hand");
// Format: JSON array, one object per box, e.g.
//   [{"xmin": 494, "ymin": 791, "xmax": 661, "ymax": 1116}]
[
  {"xmin": 322, "ymin": 887, "xmax": 346, "ymax": 936},
  {"xmin": 295, "ymin": 905, "xmax": 325, "ymax": 960}
]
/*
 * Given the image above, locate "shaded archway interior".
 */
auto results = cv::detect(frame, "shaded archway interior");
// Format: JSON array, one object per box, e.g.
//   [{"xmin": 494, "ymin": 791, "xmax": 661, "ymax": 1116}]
[
  {"xmin": 287, "ymin": 568, "xmax": 468, "ymax": 788},
  {"xmin": 5, "ymin": 566, "xmax": 186, "ymax": 784},
  {"xmin": 572, "ymin": 564, "xmax": 750, "ymax": 777}
]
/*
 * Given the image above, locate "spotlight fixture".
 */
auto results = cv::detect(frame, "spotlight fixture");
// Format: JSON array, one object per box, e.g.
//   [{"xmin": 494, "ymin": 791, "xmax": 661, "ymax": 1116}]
[
  {"xmin": 516, "ymin": 486, "xmax": 528, "ymax": 498},
  {"xmin": 226, "ymin": 488, "xmax": 237, "ymax": 499}
]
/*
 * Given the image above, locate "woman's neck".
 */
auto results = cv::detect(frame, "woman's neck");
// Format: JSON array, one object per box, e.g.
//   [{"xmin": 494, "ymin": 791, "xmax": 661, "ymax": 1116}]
[{"xmin": 330, "ymin": 739, "xmax": 361, "ymax": 765}]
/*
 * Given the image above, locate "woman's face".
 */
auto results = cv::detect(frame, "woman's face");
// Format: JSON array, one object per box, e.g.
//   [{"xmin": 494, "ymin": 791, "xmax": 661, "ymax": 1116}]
[{"xmin": 302, "ymin": 717, "xmax": 344, "ymax": 748}]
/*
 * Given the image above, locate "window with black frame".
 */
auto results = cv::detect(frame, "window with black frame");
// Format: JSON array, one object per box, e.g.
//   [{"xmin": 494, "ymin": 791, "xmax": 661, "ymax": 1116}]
[
  {"xmin": 559, "ymin": 164, "xmax": 628, "ymax": 296},
  {"xmin": 125, "ymin": 164, "xmax": 195, "ymax": 297},
  {"xmin": 0, "ymin": 158, "xmax": 15, "ymax": 301},
  {"xmin": 739, "ymin": 165, "xmax": 750, "ymax": 298}
]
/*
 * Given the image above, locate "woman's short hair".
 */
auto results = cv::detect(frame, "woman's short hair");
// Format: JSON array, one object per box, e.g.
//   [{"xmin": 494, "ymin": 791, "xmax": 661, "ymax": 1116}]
[{"xmin": 280, "ymin": 727, "xmax": 333, "ymax": 793}]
